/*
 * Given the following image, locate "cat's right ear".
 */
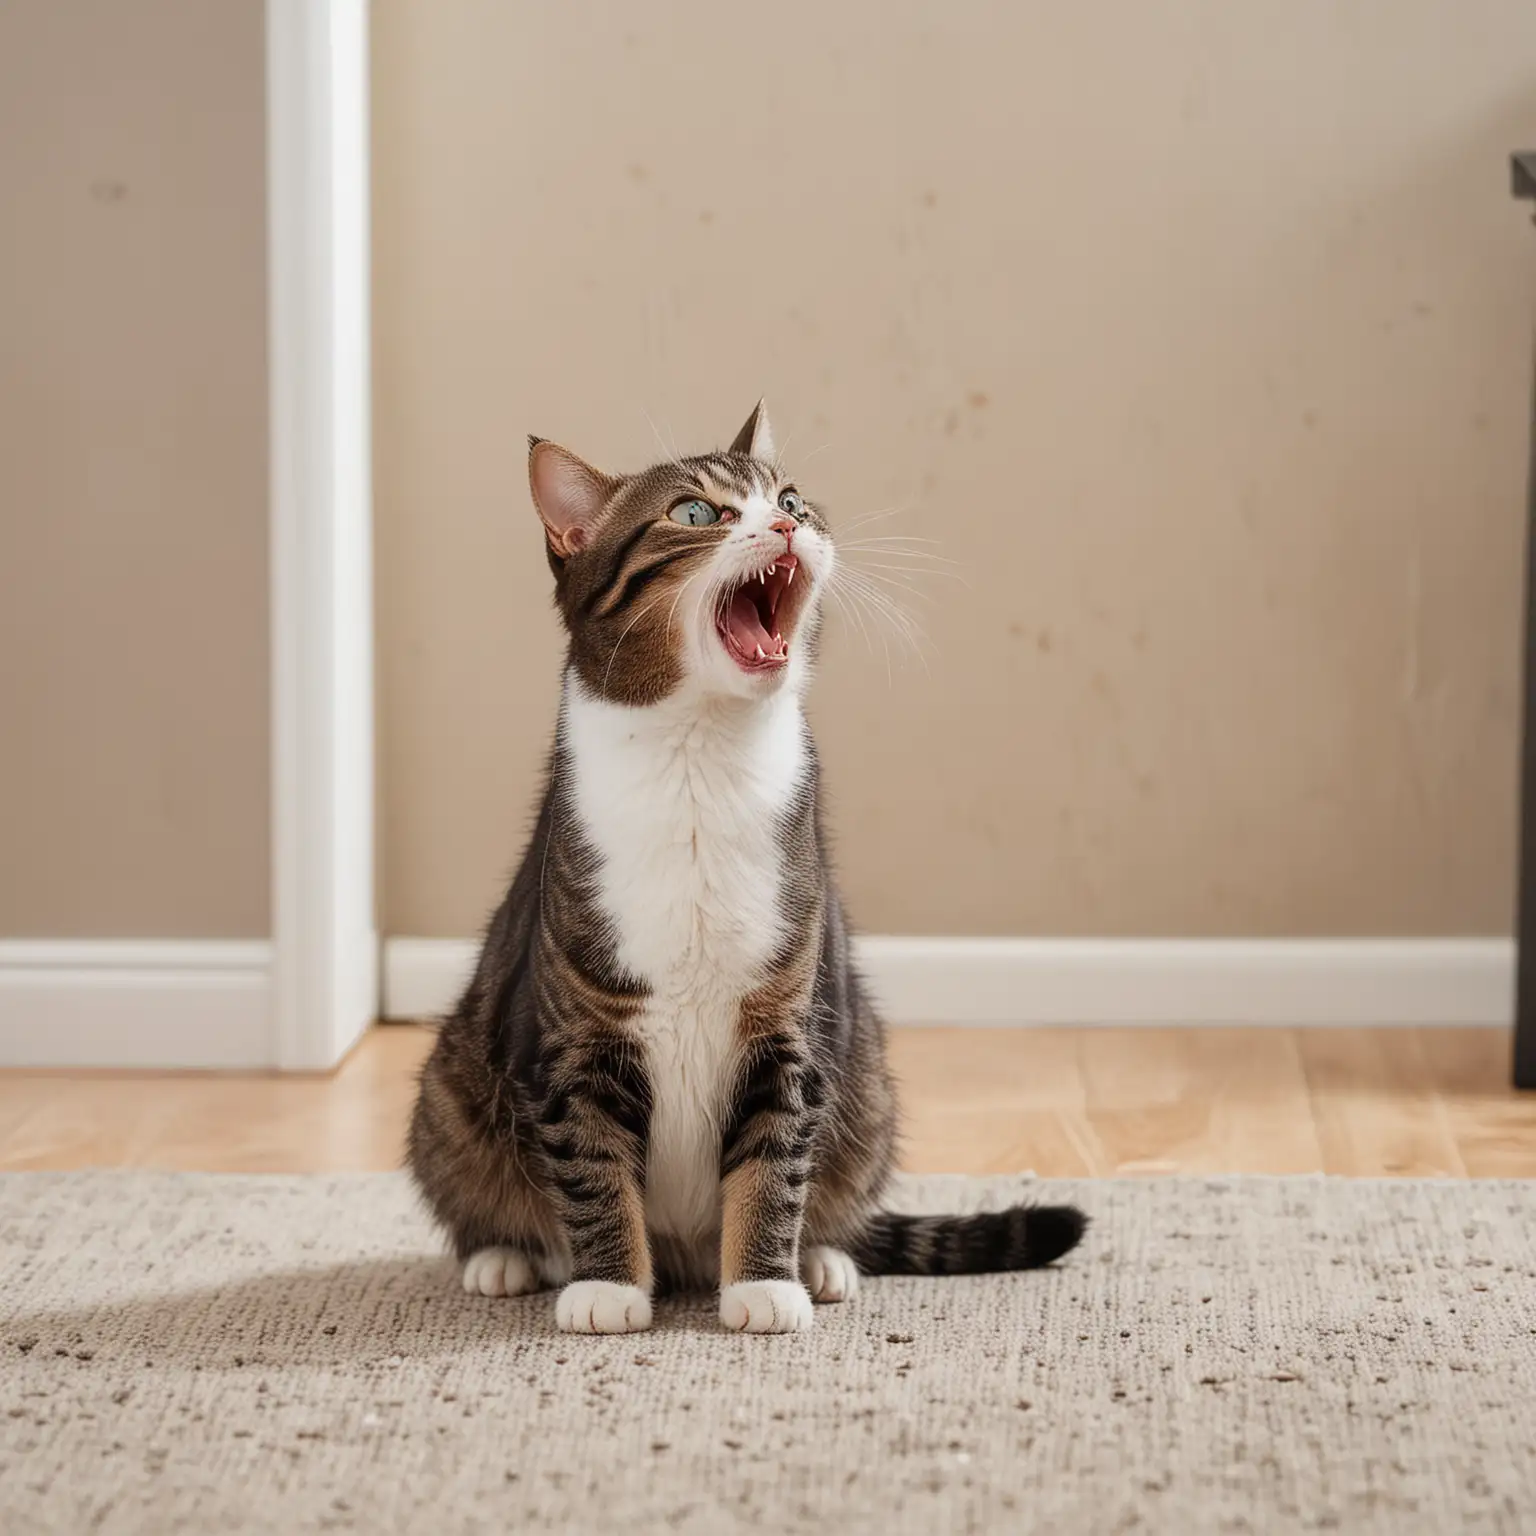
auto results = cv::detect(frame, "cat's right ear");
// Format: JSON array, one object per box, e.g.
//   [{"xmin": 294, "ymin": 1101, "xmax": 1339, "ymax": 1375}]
[
  {"xmin": 728, "ymin": 400, "xmax": 775, "ymax": 461},
  {"xmin": 528, "ymin": 437, "xmax": 616, "ymax": 558}
]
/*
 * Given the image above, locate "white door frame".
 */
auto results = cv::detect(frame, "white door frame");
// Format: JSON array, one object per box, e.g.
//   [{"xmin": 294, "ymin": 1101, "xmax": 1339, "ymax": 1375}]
[{"xmin": 266, "ymin": 0, "xmax": 376, "ymax": 1069}]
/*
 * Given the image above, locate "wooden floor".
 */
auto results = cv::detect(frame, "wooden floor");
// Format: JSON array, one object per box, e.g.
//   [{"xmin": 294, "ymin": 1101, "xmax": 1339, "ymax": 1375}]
[{"xmin": 0, "ymin": 1025, "xmax": 1532, "ymax": 1178}]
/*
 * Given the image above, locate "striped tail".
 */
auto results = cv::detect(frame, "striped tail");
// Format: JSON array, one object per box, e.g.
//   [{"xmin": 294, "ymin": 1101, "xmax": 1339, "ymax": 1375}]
[{"xmin": 850, "ymin": 1204, "xmax": 1087, "ymax": 1276}]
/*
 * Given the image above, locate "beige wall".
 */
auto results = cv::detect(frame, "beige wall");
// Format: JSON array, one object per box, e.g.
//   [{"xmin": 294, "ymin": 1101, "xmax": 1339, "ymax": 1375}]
[
  {"xmin": 0, "ymin": 1, "xmax": 270, "ymax": 938},
  {"xmin": 375, "ymin": 0, "xmax": 1536, "ymax": 940}
]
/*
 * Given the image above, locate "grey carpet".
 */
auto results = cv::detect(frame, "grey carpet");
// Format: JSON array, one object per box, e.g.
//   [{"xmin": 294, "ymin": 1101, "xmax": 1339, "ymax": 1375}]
[{"xmin": 1, "ymin": 1172, "xmax": 1533, "ymax": 1534}]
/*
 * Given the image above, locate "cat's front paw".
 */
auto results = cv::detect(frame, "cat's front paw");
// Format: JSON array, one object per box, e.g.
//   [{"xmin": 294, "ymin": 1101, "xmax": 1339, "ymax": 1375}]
[
  {"xmin": 801, "ymin": 1246, "xmax": 859, "ymax": 1303},
  {"xmin": 462, "ymin": 1246, "xmax": 539, "ymax": 1298},
  {"xmin": 555, "ymin": 1280, "xmax": 653, "ymax": 1334},
  {"xmin": 719, "ymin": 1280, "xmax": 814, "ymax": 1334}
]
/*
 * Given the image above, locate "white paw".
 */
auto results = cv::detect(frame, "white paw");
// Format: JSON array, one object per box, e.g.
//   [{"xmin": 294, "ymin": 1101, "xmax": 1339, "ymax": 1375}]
[
  {"xmin": 555, "ymin": 1281, "xmax": 652, "ymax": 1334},
  {"xmin": 801, "ymin": 1246, "xmax": 860, "ymax": 1304},
  {"xmin": 719, "ymin": 1280, "xmax": 814, "ymax": 1334},
  {"xmin": 461, "ymin": 1247, "xmax": 539, "ymax": 1298}
]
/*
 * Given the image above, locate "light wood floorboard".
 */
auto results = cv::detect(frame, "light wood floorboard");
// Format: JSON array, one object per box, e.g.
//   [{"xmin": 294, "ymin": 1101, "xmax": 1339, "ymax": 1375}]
[{"xmin": 0, "ymin": 1026, "xmax": 1531, "ymax": 1177}]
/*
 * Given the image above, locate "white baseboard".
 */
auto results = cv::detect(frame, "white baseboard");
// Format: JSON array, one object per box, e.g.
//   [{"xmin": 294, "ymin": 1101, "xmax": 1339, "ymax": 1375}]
[
  {"xmin": 0, "ymin": 932, "xmax": 1504, "ymax": 1070},
  {"xmin": 382, "ymin": 935, "xmax": 1514, "ymax": 1028},
  {"xmin": 0, "ymin": 941, "xmax": 277, "ymax": 1069},
  {"xmin": 385, "ymin": 937, "xmax": 480, "ymax": 1021}
]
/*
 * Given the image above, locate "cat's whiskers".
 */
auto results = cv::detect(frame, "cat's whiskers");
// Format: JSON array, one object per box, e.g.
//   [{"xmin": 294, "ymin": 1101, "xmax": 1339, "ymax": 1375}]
[
  {"xmin": 847, "ymin": 559, "xmax": 965, "ymax": 588},
  {"xmin": 840, "ymin": 538, "xmax": 960, "ymax": 568},
  {"xmin": 838, "ymin": 557, "xmax": 936, "ymax": 607},
  {"xmin": 643, "ymin": 410, "xmax": 688, "ymax": 478},
  {"xmin": 834, "ymin": 565, "xmax": 931, "ymax": 655},
  {"xmin": 825, "ymin": 584, "xmax": 875, "ymax": 659},
  {"xmin": 836, "ymin": 504, "xmax": 916, "ymax": 537},
  {"xmin": 670, "ymin": 565, "xmax": 718, "ymax": 655},
  {"xmin": 825, "ymin": 561, "xmax": 932, "ymax": 680},
  {"xmin": 842, "ymin": 534, "xmax": 945, "ymax": 545},
  {"xmin": 769, "ymin": 424, "xmax": 794, "ymax": 476},
  {"xmin": 843, "ymin": 593, "xmax": 927, "ymax": 663},
  {"xmin": 826, "ymin": 586, "xmax": 890, "ymax": 686},
  {"xmin": 603, "ymin": 591, "xmax": 673, "ymax": 696}
]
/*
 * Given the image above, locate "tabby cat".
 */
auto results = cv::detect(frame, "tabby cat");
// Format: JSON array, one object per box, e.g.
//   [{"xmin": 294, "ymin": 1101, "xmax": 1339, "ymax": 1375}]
[{"xmin": 408, "ymin": 404, "xmax": 1086, "ymax": 1334}]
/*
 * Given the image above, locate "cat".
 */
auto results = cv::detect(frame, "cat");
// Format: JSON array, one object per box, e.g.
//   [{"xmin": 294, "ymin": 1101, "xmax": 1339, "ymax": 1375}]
[{"xmin": 407, "ymin": 403, "xmax": 1086, "ymax": 1334}]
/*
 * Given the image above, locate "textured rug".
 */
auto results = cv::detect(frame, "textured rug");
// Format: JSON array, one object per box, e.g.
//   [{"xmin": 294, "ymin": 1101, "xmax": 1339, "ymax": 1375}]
[{"xmin": 2, "ymin": 1173, "xmax": 1533, "ymax": 1534}]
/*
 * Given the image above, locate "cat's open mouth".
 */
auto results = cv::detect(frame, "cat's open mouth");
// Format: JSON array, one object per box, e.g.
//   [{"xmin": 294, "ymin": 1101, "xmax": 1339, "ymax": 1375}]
[{"xmin": 716, "ymin": 556, "xmax": 802, "ymax": 672}]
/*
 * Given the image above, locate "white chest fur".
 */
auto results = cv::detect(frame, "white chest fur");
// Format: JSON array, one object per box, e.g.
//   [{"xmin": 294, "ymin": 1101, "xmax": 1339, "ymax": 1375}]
[{"xmin": 562, "ymin": 673, "xmax": 809, "ymax": 1238}]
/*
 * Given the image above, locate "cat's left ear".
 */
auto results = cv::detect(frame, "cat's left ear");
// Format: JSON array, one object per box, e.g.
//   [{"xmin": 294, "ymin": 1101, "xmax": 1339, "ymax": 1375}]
[
  {"xmin": 527, "ymin": 437, "xmax": 616, "ymax": 558},
  {"xmin": 728, "ymin": 400, "xmax": 775, "ymax": 461}
]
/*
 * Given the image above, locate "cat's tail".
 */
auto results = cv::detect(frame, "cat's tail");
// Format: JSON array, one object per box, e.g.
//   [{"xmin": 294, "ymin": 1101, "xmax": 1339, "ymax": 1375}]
[{"xmin": 849, "ymin": 1204, "xmax": 1087, "ymax": 1276}]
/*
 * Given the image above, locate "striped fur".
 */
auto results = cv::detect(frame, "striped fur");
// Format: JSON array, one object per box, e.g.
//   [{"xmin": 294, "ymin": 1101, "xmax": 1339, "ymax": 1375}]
[{"xmin": 408, "ymin": 406, "xmax": 1086, "ymax": 1334}]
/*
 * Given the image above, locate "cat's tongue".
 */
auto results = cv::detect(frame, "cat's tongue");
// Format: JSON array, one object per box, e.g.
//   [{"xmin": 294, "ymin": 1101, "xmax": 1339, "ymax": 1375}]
[{"xmin": 723, "ymin": 587, "xmax": 786, "ymax": 666}]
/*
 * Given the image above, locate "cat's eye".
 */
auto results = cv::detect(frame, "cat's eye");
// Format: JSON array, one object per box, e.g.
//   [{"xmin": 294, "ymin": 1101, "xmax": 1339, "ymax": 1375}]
[
  {"xmin": 669, "ymin": 498, "xmax": 721, "ymax": 527},
  {"xmin": 778, "ymin": 490, "xmax": 803, "ymax": 517}
]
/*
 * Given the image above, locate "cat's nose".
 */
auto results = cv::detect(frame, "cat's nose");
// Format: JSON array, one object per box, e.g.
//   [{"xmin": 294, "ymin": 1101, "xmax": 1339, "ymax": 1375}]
[{"xmin": 769, "ymin": 517, "xmax": 796, "ymax": 547}]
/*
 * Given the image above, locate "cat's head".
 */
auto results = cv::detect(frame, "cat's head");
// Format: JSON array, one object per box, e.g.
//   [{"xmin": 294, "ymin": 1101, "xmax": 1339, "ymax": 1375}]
[{"xmin": 528, "ymin": 403, "xmax": 834, "ymax": 706}]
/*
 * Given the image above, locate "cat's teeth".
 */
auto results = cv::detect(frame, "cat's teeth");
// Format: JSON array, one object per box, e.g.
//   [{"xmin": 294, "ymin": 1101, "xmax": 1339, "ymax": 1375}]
[
  {"xmin": 786, "ymin": 565, "xmax": 795, "ymax": 585},
  {"xmin": 755, "ymin": 644, "xmax": 766, "ymax": 660},
  {"xmin": 769, "ymin": 564, "xmax": 777, "ymax": 576}
]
